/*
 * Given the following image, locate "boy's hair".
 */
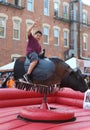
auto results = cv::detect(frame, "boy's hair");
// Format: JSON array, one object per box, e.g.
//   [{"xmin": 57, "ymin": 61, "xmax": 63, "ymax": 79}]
[{"xmin": 34, "ymin": 30, "xmax": 42, "ymax": 35}]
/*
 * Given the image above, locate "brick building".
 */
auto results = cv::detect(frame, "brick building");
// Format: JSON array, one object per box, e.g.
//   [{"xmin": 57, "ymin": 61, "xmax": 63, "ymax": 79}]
[{"xmin": 0, "ymin": 0, "xmax": 90, "ymax": 66}]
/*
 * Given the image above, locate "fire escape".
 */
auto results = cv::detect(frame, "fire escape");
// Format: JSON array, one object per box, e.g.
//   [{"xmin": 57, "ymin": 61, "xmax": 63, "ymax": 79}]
[{"xmin": 54, "ymin": 0, "xmax": 90, "ymax": 60}]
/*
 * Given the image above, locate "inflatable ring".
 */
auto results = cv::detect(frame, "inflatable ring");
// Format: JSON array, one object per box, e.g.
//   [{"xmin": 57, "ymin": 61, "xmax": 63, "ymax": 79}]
[{"xmin": 19, "ymin": 107, "xmax": 75, "ymax": 122}]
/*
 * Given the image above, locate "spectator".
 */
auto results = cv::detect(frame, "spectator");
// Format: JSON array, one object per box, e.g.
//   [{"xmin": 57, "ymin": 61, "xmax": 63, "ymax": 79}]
[
  {"xmin": 6, "ymin": 76, "xmax": 15, "ymax": 88},
  {"xmin": 0, "ymin": 73, "xmax": 7, "ymax": 88}
]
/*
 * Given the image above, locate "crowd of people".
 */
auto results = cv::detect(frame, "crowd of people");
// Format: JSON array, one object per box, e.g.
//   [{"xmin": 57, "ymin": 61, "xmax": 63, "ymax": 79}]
[
  {"xmin": 0, "ymin": 73, "xmax": 15, "ymax": 88},
  {"xmin": 0, "ymin": 72, "xmax": 90, "ymax": 89}
]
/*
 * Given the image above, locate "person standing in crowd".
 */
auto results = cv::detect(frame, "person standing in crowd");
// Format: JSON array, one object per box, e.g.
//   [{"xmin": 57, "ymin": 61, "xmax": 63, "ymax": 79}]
[
  {"xmin": 6, "ymin": 76, "xmax": 15, "ymax": 88},
  {"xmin": 0, "ymin": 73, "xmax": 7, "ymax": 88}
]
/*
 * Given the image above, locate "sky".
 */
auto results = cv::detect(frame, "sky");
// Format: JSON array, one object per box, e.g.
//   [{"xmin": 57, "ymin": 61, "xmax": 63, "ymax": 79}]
[{"xmin": 82, "ymin": 0, "xmax": 90, "ymax": 6}]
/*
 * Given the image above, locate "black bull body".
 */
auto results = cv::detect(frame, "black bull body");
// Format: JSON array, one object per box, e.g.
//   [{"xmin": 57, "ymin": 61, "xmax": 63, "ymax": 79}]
[{"xmin": 14, "ymin": 57, "xmax": 88, "ymax": 92}]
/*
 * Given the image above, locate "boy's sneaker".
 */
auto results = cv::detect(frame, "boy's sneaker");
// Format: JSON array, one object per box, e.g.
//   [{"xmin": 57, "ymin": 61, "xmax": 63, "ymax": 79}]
[{"xmin": 23, "ymin": 73, "xmax": 32, "ymax": 83}]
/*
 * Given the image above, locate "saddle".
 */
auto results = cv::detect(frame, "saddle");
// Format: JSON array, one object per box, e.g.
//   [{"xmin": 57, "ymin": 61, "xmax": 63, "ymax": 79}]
[{"xmin": 24, "ymin": 57, "xmax": 55, "ymax": 81}]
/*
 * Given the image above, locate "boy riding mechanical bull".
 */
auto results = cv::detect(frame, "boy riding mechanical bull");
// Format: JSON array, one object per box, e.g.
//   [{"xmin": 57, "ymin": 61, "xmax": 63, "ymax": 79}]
[{"xmin": 23, "ymin": 19, "xmax": 43, "ymax": 83}]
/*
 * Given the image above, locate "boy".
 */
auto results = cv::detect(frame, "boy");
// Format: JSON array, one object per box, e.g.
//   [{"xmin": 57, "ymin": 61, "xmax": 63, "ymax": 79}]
[{"xmin": 24, "ymin": 20, "xmax": 42, "ymax": 82}]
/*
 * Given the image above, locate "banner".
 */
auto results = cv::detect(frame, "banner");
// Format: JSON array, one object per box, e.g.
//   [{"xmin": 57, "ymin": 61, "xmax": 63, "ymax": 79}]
[
  {"xmin": 84, "ymin": 61, "xmax": 90, "ymax": 75},
  {"xmin": 77, "ymin": 59, "xmax": 90, "ymax": 75}
]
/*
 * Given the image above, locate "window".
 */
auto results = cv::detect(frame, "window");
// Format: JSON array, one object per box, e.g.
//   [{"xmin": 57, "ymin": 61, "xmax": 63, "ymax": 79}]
[
  {"xmin": 63, "ymin": 3, "xmax": 69, "ymax": 19},
  {"xmin": 54, "ymin": 28, "xmax": 59, "ymax": 45},
  {"xmin": 70, "ymin": 3, "xmax": 74, "ymax": 20},
  {"xmin": 54, "ymin": 2, "xmax": 59, "ymax": 17},
  {"xmin": 13, "ymin": 20, "xmax": 20, "ymax": 40},
  {"xmin": 44, "ymin": 0, "xmax": 49, "ymax": 16},
  {"xmin": 27, "ymin": 0, "xmax": 34, "ymax": 11},
  {"xmin": 0, "ymin": 17, "xmax": 6, "ymax": 38},
  {"xmin": 14, "ymin": 0, "xmax": 21, "ymax": 6},
  {"xmin": 26, "ymin": 20, "xmax": 34, "ymax": 40},
  {"xmin": 43, "ymin": 26, "xmax": 49, "ymax": 44},
  {"xmin": 83, "ymin": 10, "xmax": 87, "ymax": 25},
  {"xmin": 83, "ymin": 34, "xmax": 88, "ymax": 50},
  {"xmin": 64, "ymin": 29, "xmax": 69, "ymax": 47},
  {"xmin": 0, "ymin": 0, "xmax": 7, "ymax": 2}
]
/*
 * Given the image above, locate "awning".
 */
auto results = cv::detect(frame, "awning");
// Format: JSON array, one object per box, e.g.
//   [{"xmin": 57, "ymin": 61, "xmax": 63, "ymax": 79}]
[
  {"xmin": 65, "ymin": 57, "xmax": 77, "ymax": 69},
  {"xmin": 0, "ymin": 62, "xmax": 15, "ymax": 72}
]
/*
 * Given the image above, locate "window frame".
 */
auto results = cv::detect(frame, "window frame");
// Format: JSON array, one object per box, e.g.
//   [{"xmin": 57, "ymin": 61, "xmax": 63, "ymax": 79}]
[
  {"xmin": 26, "ymin": 19, "xmax": 34, "ymax": 41},
  {"xmin": 0, "ymin": 14, "xmax": 8, "ymax": 39},
  {"xmin": 12, "ymin": 17, "xmax": 22, "ymax": 40},
  {"xmin": 0, "ymin": 0, "xmax": 7, "ymax": 2},
  {"xmin": 53, "ymin": 26, "xmax": 60, "ymax": 46},
  {"xmin": 54, "ymin": 1, "xmax": 59, "ymax": 17},
  {"xmin": 43, "ymin": 24, "xmax": 50, "ymax": 44},
  {"xmin": 27, "ymin": 0, "xmax": 34, "ymax": 12},
  {"xmin": 83, "ymin": 33, "xmax": 88, "ymax": 51},
  {"xmin": 82, "ymin": 10, "xmax": 88, "ymax": 25},
  {"xmin": 63, "ymin": 29, "xmax": 69, "ymax": 47},
  {"xmin": 44, "ymin": 0, "xmax": 49, "ymax": 16},
  {"xmin": 63, "ymin": 2, "xmax": 69, "ymax": 19},
  {"xmin": 14, "ymin": 0, "xmax": 21, "ymax": 6},
  {"xmin": 0, "ymin": 17, "xmax": 6, "ymax": 38}
]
